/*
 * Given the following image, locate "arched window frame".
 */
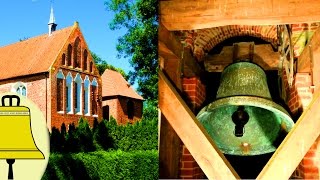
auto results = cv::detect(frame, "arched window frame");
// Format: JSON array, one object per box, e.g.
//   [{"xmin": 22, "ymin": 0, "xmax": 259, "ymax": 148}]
[
  {"xmin": 74, "ymin": 73, "xmax": 83, "ymax": 114},
  {"xmin": 62, "ymin": 53, "xmax": 66, "ymax": 66},
  {"xmin": 74, "ymin": 37, "xmax": 81, "ymax": 68},
  {"xmin": 66, "ymin": 72, "xmax": 73, "ymax": 114},
  {"xmin": 84, "ymin": 76, "xmax": 91, "ymax": 116},
  {"xmin": 83, "ymin": 49, "xmax": 88, "ymax": 71},
  {"xmin": 56, "ymin": 70, "xmax": 65, "ymax": 113},
  {"xmin": 67, "ymin": 44, "xmax": 72, "ymax": 66},
  {"xmin": 90, "ymin": 62, "xmax": 93, "ymax": 73},
  {"xmin": 12, "ymin": 82, "xmax": 27, "ymax": 97},
  {"xmin": 91, "ymin": 78, "xmax": 98, "ymax": 117}
]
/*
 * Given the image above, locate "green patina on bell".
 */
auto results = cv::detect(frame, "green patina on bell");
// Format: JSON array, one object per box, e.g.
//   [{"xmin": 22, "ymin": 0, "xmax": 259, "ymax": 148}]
[{"xmin": 197, "ymin": 61, "xmax": 294, "ymax": 156}]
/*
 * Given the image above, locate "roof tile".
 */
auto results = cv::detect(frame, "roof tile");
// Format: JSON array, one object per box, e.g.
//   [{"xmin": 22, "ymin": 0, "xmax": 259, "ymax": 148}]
[
  {"xmin": 0, "ymin": 26, "xmax": 74, "ymax": 80},
  {"xmin": 102, "ymin": 69, "xmax": 144, "ymax": 100}
]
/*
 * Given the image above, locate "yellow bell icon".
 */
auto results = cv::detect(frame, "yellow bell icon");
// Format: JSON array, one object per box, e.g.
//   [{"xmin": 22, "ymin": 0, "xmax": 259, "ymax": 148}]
[{"xmin": 0, "ymin": 95, "xmax": 44, "ymax": 179}]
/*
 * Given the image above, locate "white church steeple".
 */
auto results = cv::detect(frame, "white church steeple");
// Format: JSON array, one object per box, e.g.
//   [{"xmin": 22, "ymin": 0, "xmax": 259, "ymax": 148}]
[{"xmin": 48, "ymin": 4, "xmax": 57, "ymax": 36}]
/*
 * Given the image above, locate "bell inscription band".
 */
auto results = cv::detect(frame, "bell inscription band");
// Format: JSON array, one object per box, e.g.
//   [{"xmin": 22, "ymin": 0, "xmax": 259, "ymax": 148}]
[
  {"xmin": 197, "ymin": 61, "xmax": 295, "ymax": 156},
  {"xmin": 0, "ymin": 95, "xmax": 44, "ymax": 179}
]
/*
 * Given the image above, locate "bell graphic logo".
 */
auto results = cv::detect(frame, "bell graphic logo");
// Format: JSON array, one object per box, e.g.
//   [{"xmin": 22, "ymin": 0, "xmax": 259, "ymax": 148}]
[{"xmin": 0, "ymin": 93, "xmax": 49, "ymax": 180}]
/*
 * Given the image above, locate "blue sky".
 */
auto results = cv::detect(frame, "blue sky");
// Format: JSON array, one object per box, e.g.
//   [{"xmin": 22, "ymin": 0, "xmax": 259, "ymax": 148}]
[{"xmin": 0, "ymin": 0, "xmax": 132, "ymax": 74}]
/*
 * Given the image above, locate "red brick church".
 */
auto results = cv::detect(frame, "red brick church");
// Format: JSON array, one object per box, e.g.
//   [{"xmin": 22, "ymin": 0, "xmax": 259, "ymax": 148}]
[
  {"xmin": 101, "ymin": 69, "xmax": 144, "ymax": 124},
  {"xmin": 0, "ymin": 7, "xmax": 145, "ymax": 129},
  {"xmin": 0, "ymin": 8, "xmax": 102, "ymax": 130}
]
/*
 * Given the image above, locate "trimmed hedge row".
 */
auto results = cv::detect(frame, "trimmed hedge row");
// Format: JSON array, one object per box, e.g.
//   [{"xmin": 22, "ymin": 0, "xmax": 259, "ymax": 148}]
[
  {"xmin": 42, "ymin": 150, "xmax": 158, "ymax": 180},
  {"xmin": 106, "ymin": 117, "xmax": 158, "ymax": 151},
  {"xmin": 50, "ymin": 117, "xmax": 158, "ymax": 153}
]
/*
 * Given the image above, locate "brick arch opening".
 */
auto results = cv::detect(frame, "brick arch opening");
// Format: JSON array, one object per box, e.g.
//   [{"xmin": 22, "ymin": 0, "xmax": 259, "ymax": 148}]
[
  {"xmin": 74, "ymin": 37, "xmax": 81, "ymax": 68},
  {"xmin": 208, "ymin": 35, "xmax": 275, "ymax": 55},
  {"xmin": 181, "ymin": 25, "xmax": 278, "ymax": 61}
]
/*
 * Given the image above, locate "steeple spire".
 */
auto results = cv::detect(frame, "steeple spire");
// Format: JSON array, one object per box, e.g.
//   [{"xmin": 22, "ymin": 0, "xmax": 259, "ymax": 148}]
[{"xmin": 48, "ymin": 3, "xmax": 57, "ymax": 36}]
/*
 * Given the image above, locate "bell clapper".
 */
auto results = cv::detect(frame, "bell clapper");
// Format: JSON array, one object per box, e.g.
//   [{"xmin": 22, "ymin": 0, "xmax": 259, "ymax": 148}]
[
  {"xmin": 232, "ymin": 106, "xmax": 249, "ymax": 137},
  {"xmin": 7, "ymin": 159, "xmax": 15, "ymax": 180}
]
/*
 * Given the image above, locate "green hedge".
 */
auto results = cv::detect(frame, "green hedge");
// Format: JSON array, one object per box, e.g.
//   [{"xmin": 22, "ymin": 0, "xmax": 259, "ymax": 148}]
[
  {"xmin": 42, "ymin": 150, "xmax": 158, "ymax": 180},
  {"xmin": 50, "ymin": 117, "xmax": 158, "ymax": 153},
  {"xmin": 106, "ymin": 117, "xmax": 158, "ymax": 151}
]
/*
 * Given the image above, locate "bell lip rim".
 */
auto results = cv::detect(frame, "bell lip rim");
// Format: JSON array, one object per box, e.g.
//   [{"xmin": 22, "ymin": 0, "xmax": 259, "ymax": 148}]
[
  {"xmin": 219, "ymin": 147, "xmax": 276, "ymax": 156},
  {"xmin": 198, "ymin": 96, "xmax": 294, "ymax": 131}
]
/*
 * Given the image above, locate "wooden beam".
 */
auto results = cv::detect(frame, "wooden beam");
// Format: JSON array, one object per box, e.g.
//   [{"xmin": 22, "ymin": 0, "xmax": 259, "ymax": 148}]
[
  {"xmin": 160, "ymin": 0, "xmax": 320, "ymax": 30},
  {"xmin": 297, "ymin": 27, "xmax": 320, "ymax": 73},
  {"xmin": 158, "ymin": 23, "xmax": 203, "ymax": 77},
  {"xmin": 257, "ymin": 89, "xmax": 320, "ymax": 179},
  {"xmin": 159, "ymin": 114, "xmax": 182, "ymax": 179},
  {"xmin": 158, "ymin": 70, "xmax": 240, "ymax": 179},
  {"xmin": 297, "ymin": 26, "xmax": 320, "ymax": 91},
  {"xmin": 205, "ymin": 44, "xmax": 279, "ymax": 72},
  {"xmin": 297, "ymin": 44, "xmax": 312, "ymax": 73}
]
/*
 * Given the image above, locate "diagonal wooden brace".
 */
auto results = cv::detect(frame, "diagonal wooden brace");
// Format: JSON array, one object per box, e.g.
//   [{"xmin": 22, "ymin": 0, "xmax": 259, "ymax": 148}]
[
  {"xmin": 159, "ymin": 70, "xmax": 240, "ymax": 179},
  {"xmin": 257, "ymin": 89, "xmax": 320, "ymax": 179}
]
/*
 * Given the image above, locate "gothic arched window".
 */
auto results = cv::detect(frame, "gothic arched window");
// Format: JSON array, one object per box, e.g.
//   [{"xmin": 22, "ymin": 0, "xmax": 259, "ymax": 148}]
[
  {"xmin": 66, "ymin": 73, "xmax": 73, "ymax": 113},
  {"xmin": 74, "ymin": 37, "xmax": 81, "ymax": 68},
  {"xmin": 74, "ymin": 73, "xmax": 82, "ymax": 114},
  {"xmin": 56, "ymin": 70, "xmax": 65, "ymax": 112}
]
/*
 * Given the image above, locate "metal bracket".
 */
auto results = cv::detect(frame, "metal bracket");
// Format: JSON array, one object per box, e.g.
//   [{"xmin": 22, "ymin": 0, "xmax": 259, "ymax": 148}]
[
  {"xmin": 180, "ymin": 42, "xmax": 186, "ymax": 77},
  {"xmin": 278, "ymin": 25, "xmax": 295, "ymax": 88}
]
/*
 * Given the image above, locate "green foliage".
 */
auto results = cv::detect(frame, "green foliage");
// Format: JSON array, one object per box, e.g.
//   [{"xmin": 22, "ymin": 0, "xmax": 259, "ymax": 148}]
[
  {"xmin": 64, "ymin": 122, "xmax": 80, "ymax": 152},
  {"xmin": 76, "ymin": 117, "xmax": 95, "ymax": 152},
  {"xmin": 105, "ymin": 0, "xmax": 158, "ymax": 104},
  {"xmin": 106, "ymin": 117, "xmax": 158, "ymax": 151},
  {"xmin": 93, "ymin": 119, "xmax": 114, "ymax": 150},
  {"xmin": 50, "ymin": 127, "xmax": 65, "ymax": 153},
  {"xmin": 50, "ymin": 117, "xmax": 158, "ymax": 153},
  {"xmin": 42, "ymin": 150, "xmax": 159, "ymax": 180},
  {"xmin": 91, "ymin": 51, "xmax": 128, "ymax": 80},
  {"xmin": 51, "ymin": 120, "xmax": 95, "ymax": 153},
  {"xmin": 142, "ymin": 100, "xmax": 158, "ymax": 122}
]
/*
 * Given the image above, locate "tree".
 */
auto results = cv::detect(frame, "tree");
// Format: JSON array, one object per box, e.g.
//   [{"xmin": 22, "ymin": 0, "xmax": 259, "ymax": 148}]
[
  {"xmin": 91, "ymin": 51, "xmax": 128, "ymax": 80},
  {"xmin": 105, "ymin": 0, "xmax": 158, "ymax": 105}
]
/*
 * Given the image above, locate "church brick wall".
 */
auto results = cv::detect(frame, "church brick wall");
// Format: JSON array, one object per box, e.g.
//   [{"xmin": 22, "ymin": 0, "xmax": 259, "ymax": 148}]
[
  {"xmin": 103, "ymin": 96, "xmax": 143, "ymax": 125},
  {"xmin": 49, "ymin": 26, "xmax": 103, "ymax": 130},
  {"xmin": 0, "ymin": 74, "xmax": 51, "ymax": 129}
]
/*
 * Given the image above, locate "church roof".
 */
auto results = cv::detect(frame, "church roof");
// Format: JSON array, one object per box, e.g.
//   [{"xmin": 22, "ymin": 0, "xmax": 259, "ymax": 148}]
[
  {"xmin": 0, "ymin": 25, "xmax": 74, "ymax": 80},
  {"xmin": 102, "ymin": 69, "xmax": 144, "ymax": 100}
]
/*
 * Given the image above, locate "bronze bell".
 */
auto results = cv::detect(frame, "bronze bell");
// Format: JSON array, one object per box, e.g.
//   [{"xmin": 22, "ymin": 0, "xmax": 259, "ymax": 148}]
[{"xmin": 197, "ymin": 61, "xmax": 294, "ymax": 156}]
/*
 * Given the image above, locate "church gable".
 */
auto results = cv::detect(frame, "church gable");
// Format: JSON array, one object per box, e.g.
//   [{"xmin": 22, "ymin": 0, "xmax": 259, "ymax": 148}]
[
  {"xmin": 49, "ymin": 22, "xmax": 102, "ymax": 129},
  {"xmin": 51, "ymin": 22, "xmax": 100, "ymax": 77}
]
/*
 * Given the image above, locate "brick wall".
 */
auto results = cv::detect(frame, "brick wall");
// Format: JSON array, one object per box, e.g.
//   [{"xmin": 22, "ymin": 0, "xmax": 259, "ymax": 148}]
[
  {"xmin": 50, "ymin": 68, "xmax": 102, "ymax": 130},
  {"xmin": 0, "ymin": 74, "xmax": 50, "ymax": 127},
  {"xmin": 102, "ymin": 98, "xmax": 119, "ymax": 121},
  {"xmin": 179, "ymin": 76, "xmax": 206, "ymax": 179},
  {"xmin": 180, "ymin": 146, "xmax": 203, "ymax": 179},
  {"xmin": 182, "ymin": 77, "xmax": 206, "ymax": 112},
  {"xmin": 285, "ymin": 73, "xmax": 320, "ymax": 179},
  {"xmin": 102, "ymin": 97, "xmax": 143, "ymax": 125},
  {"xmin": 287, "ymin": 73, "xmax": 313, "ymax": 116},
  {"xmin": 178, "ymin": 23, "xmax": 320, "ymax": 62},
  {"xmin": 180, "ymin": 25, "xmax": 277, "ymax": 61}
]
